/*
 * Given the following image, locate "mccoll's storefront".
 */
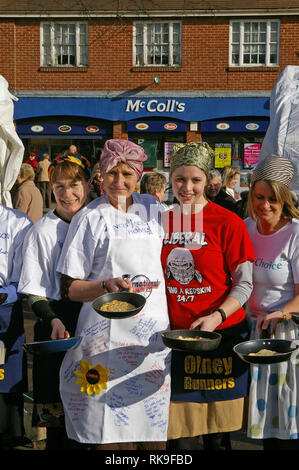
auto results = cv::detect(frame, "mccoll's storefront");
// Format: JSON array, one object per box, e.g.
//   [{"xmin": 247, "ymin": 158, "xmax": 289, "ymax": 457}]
[{"xmin": 14, "ymin": 92, "xmax": 270, "ymax": 180}]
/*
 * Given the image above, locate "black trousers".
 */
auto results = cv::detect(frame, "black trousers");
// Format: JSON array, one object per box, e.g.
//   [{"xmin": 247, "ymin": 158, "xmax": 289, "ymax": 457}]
[
  {"xmin": 263, "ymin": 438, "xmax": 299, "ymax": 451},
  {"xmin": 167, "ymin": 432, "xmax": 232, "ymax": 451}
]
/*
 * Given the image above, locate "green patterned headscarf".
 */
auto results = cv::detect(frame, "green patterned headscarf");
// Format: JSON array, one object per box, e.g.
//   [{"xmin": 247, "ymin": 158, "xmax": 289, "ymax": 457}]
[{"xmin": 170, "ymin": 142, "xmax": 214, "ymax": 176}]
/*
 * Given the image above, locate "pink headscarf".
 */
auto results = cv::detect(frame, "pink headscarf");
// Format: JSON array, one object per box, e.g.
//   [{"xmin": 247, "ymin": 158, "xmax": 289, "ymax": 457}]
[{"xmin": 100, "ymin": 139, "xmax": 147, "ymax": 179}]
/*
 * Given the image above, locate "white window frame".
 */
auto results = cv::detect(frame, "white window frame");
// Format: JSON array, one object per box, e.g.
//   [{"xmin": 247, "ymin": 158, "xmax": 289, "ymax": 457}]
[
  {"xmin": 40, "ymin": 21, "xmax": 88, "ymax": 67},
  {"xmin": 229, "ymin": 19, "xmax": 280, "ymax": 67},
  {"xmin": 133, "ymin": 21, "xmax": 182, "ymax": 67}
]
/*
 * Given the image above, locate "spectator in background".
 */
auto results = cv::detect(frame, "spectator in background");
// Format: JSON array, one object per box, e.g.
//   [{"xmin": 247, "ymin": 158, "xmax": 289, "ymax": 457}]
[
  {"xmin": 36, "ymin": 153, "xmax": 52, "ymax": 209},
  {"xmin": 89, "ymin": 162, "xmax": 104, "ymax": 200},
  {"xmin": 68, "ymin": 145, "xmax": 78, "ymax": 155},
  {"xmin": 13, "ymin": 163, "xmax": 43, "ymax": 223},
  {"xmin": 236, "ymin": 173, "xmax": 252, "ymax": 219},
  {"xmin": 206, "ymin": 169, "xmax": 239, "ymax": 214},
  {"xmin": 222, "ymin": 166, "xmax": 240, "ymax": 200},
  {"xmin": 25, "ymin": 153, "xmax": 39, "ymax": 173},
  {"xmin": 140, "ymin": 171, "xmax": 167, "ymax": 203}
]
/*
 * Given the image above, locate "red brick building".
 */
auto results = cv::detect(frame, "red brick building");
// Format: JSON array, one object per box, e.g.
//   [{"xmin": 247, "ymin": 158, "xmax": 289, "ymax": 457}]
[{"xmin": 0, "ymin": 0, "xmax": 298, "ymax": 175}]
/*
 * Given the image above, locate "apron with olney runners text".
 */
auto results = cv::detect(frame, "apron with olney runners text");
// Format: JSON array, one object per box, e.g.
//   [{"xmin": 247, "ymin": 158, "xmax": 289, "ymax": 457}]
[
  {"xmin": 59, "ymin": 202, "xmax": 171, "ymax": 444},
  {"xmin": 170, "ymin": 320, "xmax": 249, "ymax": 403}
]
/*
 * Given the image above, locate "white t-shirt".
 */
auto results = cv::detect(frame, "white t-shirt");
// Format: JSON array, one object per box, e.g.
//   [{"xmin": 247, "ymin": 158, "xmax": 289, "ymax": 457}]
[
  {"xmin": 245, "ymin": 217, "xmax": 299, "ymax": 316},
  {"xmin": 18, "ymin": 210, "xmax": 69, "ymax": 300},
  {"xmin": 57, "ymin": 192, "xmax": 163, "ymax": 281},
  {"xmin": 0, "ymin": 205, "xmax": 32, "ymax": 286}
]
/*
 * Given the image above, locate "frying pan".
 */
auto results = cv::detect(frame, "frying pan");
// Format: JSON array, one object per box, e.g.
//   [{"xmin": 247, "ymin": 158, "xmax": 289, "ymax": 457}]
[
  {"xmin": 161, "ymin": 329, "xmax": 222, "ymax": 352},
  {"xmin": 22, "ymin": 336, "xmax": 83, "ymax": 355},
  {"xmin": 92, "ymin": 291, "xmax": 146, "ymax": 319},
  {"xmin": 233, "ymin": 338, "xmax": 298, "ymax": 364}
]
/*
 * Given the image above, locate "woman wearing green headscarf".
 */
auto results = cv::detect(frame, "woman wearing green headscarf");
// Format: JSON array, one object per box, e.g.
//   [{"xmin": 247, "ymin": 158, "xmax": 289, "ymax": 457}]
[{"xmin": 161, "ymin": 142, "xmax": 255, "ymax": 450}]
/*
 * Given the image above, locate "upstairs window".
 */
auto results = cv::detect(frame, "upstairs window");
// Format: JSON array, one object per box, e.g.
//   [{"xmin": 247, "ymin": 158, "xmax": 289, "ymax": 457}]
[
  {"xmin": 41, "ymin": 22, "xmax": 88, "ymax": 67},
  {"xmin": 134, "ymin": 22, "xmax": 181, "ymax": 66},
  {"xmin": 230, "ymin": 20, "xmax": 279, "ymax": 66}
]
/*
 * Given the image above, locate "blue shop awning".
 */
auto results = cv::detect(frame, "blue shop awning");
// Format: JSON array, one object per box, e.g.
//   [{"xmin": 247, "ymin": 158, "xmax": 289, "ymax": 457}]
[
  {"xmin": 16, "ymin": 118, "xmax": 112, "ymax": 138},
  {"xmin": 14, "ymin": 96, "xmax": 270, "ymax": 123},
  {"xmin": 201, "ymin": 119, "xmax": 269, "ymax": 132},
  {"xmin": 127, "ymin": 120, "xmax": 187, "ymax": 132}
]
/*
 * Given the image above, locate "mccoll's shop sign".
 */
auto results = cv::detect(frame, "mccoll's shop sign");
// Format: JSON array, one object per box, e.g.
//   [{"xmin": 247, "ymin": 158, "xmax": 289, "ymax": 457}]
[{"xmin": 125, "ymin": 98, "xmax": 185, "ymax": 114}]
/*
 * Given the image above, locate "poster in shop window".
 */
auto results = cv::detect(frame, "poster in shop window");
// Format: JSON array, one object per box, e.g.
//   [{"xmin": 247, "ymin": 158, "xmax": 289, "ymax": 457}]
[
  {"xmin": 137, "ymin": 139, "xmax": 158, "ymax": 168},
  {"xmin": 214, "ymin": 143, "xmax": 232, "ymax": 168},
  {"xmin": 243, "ymin": 142, "xmax": 261, "ymax": 169},
  {"xmin": 164, "ymin": 142, "xmax": 183, "ymax": 168}
]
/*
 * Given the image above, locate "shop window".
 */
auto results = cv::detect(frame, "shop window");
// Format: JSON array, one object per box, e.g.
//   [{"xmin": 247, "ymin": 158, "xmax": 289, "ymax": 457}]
[
  {"xmin": 41, "ymin": 22, "xmax": 88, "ymax": 67},
  {"xmin": 230, "ymin": 20, "xmax": 279, "ymax": 67},
  {"xmin": 133, "ymin": 22, "xmax": 181, "ymax": 66}
]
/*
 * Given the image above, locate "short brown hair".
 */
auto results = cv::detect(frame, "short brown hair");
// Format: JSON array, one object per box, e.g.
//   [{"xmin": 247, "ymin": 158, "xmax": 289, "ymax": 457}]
[
  {"xmin": 140, "ymin": 172, "xmax": 167, "ymax": 195},
  {"xmin": 50, "ymin": 160, "xmax": 88, "ymax": 184}
]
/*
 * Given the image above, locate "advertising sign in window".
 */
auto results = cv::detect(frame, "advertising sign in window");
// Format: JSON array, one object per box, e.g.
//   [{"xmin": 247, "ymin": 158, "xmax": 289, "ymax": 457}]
[
  {"xmin": 214, "ymin": 143, "xmax": 232, "ymax": 168},
  {"xmin": 243, "ymin": 142, "xmax": 261, "ymax": 168}
]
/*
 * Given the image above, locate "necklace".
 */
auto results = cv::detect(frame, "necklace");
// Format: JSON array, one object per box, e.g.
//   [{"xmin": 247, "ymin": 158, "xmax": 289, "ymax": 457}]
[{"xmin": 257, "ymin": 217, "xmax": 288, "ymax": 235}]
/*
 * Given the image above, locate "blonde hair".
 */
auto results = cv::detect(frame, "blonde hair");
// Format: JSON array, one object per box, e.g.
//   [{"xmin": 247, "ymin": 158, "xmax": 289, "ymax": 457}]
[
  {"xmin": 248, "ymin": 180, "xmax": 299, "ymax": 220},
  {"xmin": 92, "ymin": 162, "xmax": 101, "ymax": 179},
  {"xmin": 19, "ymin": 163, "xmax": 35, "ymax": 181},
  {"xmin": 222, "ymin": 166, "xmax": 240, "ymax": 187},
  {"xmin": 140, "ymin": 172, "xmax": 167, "ymax": 195}
]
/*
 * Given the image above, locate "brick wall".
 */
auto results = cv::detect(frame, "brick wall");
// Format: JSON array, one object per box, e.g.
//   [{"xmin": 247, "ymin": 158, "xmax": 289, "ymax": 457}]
[{"xmin": 1, "ymin": 16, "xmax": 299, "ymax": 92}]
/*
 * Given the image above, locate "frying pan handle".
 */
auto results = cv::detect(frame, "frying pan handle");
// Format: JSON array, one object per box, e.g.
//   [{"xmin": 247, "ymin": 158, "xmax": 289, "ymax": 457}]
[
  {"xmin": 260, "ymin": 327, "xmax": 271, "ymax": 339},
  {"xmin": 193, "ymin": 325, "xmax": 201, "ymax": 331},
  {"xmin": 119, "ymin": 274, "xmax": 131, "ymax": 292}
]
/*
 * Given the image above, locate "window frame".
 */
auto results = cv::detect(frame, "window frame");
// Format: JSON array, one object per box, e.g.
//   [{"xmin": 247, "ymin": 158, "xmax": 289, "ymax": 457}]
[
  {"xmin": 229, "ymin": 19, "xmax": 280, "ymax": 67},
  {"xmin": 133, "ymin": 21, "xmax": 182, "ymax": 67},
  {"xmin": 40, "ymin": 21, "xmax": 88, "ymax": 67}
]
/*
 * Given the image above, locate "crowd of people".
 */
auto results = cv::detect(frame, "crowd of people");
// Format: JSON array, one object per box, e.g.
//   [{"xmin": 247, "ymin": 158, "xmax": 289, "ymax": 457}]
[{"xmin": 0, "ymin": 138, "xmax": 299, "ymax": 451}]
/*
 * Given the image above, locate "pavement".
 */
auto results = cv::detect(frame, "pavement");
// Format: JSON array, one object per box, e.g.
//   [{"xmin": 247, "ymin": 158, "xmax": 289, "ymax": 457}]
[{"xmin": 3, "ymin": 303, "xmax": 263, "ymax": 451}]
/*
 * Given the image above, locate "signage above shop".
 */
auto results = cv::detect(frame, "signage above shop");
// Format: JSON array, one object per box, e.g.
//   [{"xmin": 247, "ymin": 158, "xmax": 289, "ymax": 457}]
[
  {"xmin": 127, "ymin": 120, "xmax": 187, "ymax": 132},
  {"xmin": 201, "ymin": 119, "xmax": 269, "ymax": 133},
  {"xmin": 14, "ymin": 96, "xmax": 270, "ymax": 124},
  {"xmin": 17, "ymin": 120, "xmax": 112, "ymax": 137},
  {"xmin": 125, "ymin": 99, "xmax": 185, "ymax": 114}
]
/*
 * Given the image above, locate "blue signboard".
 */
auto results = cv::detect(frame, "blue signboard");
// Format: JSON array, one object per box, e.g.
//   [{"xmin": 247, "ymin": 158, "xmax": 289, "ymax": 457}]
[
  {"xmin": 17, "ymin": 121, "xmax": 112, "ymax": 137},
  {"xmin": 201, "ymin": 119, "xmax": 269, "ymax": 132},
  {"xmin": 14, "ymin": 96, "xmax": 270, "ymax": 123},
  {"xmin": 127, "ymin": 120, "xmax": 187, "ymax": 132}
]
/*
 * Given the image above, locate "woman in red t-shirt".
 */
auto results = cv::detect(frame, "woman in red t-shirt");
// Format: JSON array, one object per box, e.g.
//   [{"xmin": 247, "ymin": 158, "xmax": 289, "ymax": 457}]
[{"xmin": 161, "ymin": 142, "xmax": 255, "ymax": 451}]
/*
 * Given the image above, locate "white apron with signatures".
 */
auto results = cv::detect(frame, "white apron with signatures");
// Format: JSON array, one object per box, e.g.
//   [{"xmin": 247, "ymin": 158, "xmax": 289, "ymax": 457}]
[{"xmin": 59, "ymin": 204, "xmax": 171, "ymax": 444}]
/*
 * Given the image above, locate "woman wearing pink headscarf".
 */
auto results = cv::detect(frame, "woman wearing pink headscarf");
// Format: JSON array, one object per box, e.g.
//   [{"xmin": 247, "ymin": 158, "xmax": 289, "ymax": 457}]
[{"xmin": 57, "ymin": 139, "xmax": 171, "ymax": 450}]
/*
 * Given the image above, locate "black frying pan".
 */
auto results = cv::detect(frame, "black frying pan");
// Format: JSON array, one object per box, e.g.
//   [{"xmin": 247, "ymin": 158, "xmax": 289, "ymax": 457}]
[
  {"xmin": 22, "ymin": 336, "xmax": 83, "ymax": 355},
  {"xmin": 161, "ymin": 329, "xmax": 222, "ymax": 352},
  {"xmin": 92, "ymin": 291, "xmax": 146, "ymax": 319},
  {"xmin": 233, "ymin": 338, "xmax": 298, "ymax": 364}
]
